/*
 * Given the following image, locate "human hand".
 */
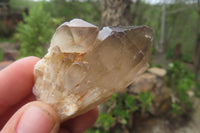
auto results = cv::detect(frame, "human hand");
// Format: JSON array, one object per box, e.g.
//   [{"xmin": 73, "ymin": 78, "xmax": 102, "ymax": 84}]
[{"xmin": 0, "ymin": 57, "xmax": 98, "ymax": 133}]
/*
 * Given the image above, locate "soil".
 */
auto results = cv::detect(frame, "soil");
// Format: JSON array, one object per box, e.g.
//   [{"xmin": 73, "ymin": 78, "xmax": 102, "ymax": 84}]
[
  {"xmin": 173, "ymin": 98, "xmax": 200, "ymax": 133},
  {"xmin": 133, "ymin": 98, "xmax": 200, "ymax": 133}
]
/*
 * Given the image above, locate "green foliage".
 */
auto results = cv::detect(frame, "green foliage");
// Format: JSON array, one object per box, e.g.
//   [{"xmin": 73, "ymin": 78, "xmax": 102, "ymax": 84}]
[
  {"xmin": 171, "ymin": 103, "xmax": 182, "ymax": 115},
  {"xmin": 167, "ymin": 61, "xmax": 193, "ymax": 87},
  {"xmin": 88, "ymin": 93, "xmax": 138, "ymax": 132},
  {"xmin": 0, "ymin": 37, "xmax": 14, "ymax": 43},
  {"xmin": 15, "ymin": 3, "xmax": 54, "ymax": 58},
  {"xmin": 0, "ymin": 48, "xmax": 4, "ymax": 61},
  {"xmin": 165, "ymin": 47, "xmax": 193, "ymax": 62},
  {"xmin": 195, "ymin": 83, "xmax": 200, "ymax": 98},
  {"xmin": 86, "ymin": 113, "xmax": 114, "ymax": 133},
  {"xmin": 112, "ymin": 93, "xmax": 137, "ymax": 124},
  {"xmin": 154, "ymin": 64, "xmax": 163, "ymax": 68},
  {"xmin": 9, "ymin": 0, "xmax": 35, "ymax": 9},
  {"xmin": 138, "ymin": 91, "xmax": 153, "ymax": 113},
  {"xmin": 167, "ymin": 61, "xmax": 195, "ymax": 114},
  {"xmin": 89, "ymin": 92, "xmax": 154, "ymax": 132},
  {"xmin": 86, "ymin": 128, "xmax": 109, "ymax": 133},
  {"xmin": 43, "ymin": 0, "xmax": 101, "ymax": 26},
  {"xmin": 52, "ymin": 17, "xmax": 65, "ymax": 28},
  {"xmin": 181, "ymin": 53, "xmax": 192, "ymax": 63},
  {"xmin": 164, "ymin": 3, "xmax": 197, "ymax": 56},
  {"xmin": 151, "ymin": 46, "xmax": 157, "ymax": 55},
  {"xmin": 0, "ymin": 22, "xmax": 14, "ymax": 37},
  {"xmin": 134, "ymin": 2, "xmax": 196, "ymax": 58},
  {"xmin": 165, "ymin": 49, "xmax": 174, "ymax": 59},
  {"xmin": 96, "ymin": 113, "xmax": 114, "ymax": 129}
]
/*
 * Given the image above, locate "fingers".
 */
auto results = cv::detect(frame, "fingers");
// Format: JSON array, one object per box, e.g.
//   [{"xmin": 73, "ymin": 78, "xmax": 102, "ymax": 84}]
[
  {"xmin": 1, "ymin": 103, "xmax": 98, "ymax": 133},
  {"xmin": 0, "ymin": 56, "xmax": 40, "ymax": 114},
  {"xmin": 1, "ymin": 101, "xmax": 60, "ymax": 133},
  {"xmin": 61, "ymin": 107, "xmax": 99, "ymax": 133},
  {"xmin": 0, "ymin": 94, "xmax": 35, "ymax": 129}
]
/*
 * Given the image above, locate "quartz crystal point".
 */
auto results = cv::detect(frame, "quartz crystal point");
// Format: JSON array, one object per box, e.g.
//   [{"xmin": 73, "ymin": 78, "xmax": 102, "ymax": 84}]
[{"xmin": 33, "ymin": 19, "xmax": 153, "ymax": 121}]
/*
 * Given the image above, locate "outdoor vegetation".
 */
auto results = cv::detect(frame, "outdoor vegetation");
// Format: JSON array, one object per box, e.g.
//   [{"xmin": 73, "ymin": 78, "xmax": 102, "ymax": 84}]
[
  {"xmin": 15, "ymin": 3, "xmax": 54, "ymax": 57},
  {"xmin": 0, "ymin": 0, "xmax": 200, "ymax": 132}
]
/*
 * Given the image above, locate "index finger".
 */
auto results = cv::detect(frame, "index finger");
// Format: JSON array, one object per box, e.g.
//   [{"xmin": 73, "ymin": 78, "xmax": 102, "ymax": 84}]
[{"xmin": 0, "ymin": 56, "xmax": 40, "ymax": 114}]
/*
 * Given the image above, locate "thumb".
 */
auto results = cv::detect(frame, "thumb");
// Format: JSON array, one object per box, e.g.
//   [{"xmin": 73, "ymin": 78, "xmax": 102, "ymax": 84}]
[{"xmin": 1, "ymin": 101, "xmax": 60, "ymax": 133}]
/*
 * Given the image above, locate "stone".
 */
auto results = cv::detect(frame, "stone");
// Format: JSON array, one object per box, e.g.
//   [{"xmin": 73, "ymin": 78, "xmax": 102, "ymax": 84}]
[
  {"xmin": 128, "ymin": 73, "xmax": 158, "ymax": 94},
  {"xmin": 3, "ymin": 50, "xmax": 19, "ymax": 61},
  {"xmin": 148, "ymin": 67, "xmax": 166, "ymax": 77},
  {"xmin": 128, "ymin": 69, "xmax": 171, "ymax": 116},
  {"xmin": 33, "ymin": 19, "xmax": 153, "ymax": 121}
]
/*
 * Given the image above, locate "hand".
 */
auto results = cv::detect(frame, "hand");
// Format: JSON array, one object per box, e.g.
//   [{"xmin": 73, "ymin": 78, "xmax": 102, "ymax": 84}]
[{"xmin": 0, "ymin": 57, "xmax": 98, "ymax": 133}]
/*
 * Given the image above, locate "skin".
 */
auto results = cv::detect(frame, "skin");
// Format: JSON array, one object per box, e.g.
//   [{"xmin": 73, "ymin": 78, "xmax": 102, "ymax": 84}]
[{"xmin": 0, "ymin": 56, "xmax": 98, "ymax": 133}]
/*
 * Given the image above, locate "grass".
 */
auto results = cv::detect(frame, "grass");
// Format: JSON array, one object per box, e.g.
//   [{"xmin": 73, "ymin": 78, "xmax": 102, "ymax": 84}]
[{"xmin": 0, "ymin": 37, "xmax": 14, "ymax": 43}]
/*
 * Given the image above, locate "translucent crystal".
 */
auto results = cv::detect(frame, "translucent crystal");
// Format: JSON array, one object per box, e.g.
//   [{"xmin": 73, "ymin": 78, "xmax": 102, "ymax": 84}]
[{"xmin": 33, "ymin": 19, "xmax": 153, "ymax": 121}]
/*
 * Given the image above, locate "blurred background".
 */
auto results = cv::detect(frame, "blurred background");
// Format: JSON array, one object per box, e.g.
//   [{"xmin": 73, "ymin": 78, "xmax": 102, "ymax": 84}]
[{"xmin": 0, "ymin": 0, "xmax": 200, "ymax": 132}]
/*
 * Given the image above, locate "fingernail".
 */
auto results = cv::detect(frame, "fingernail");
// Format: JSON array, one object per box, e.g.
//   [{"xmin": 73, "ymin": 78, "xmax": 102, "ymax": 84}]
[{"xmin": 17, "ymin": 106, "xmax": 56, "ymax": 133}]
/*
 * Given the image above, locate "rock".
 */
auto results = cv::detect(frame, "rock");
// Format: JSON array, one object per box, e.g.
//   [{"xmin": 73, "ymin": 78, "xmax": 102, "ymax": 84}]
[
  {"xmin": 128, "ymin": 69, "xmax": 171, "ymax": 116},
  {"xmin": 3, "ymin": 50, "xmax": 19, "ymax": 61},
  {"xmin": 148, "ymin": 67, "xmax": 166, "ymax": 77},
  {"xmin": 33, "ymin": 19, "xmax": 153, "ymax": 121},
  {"xmin": 0, "ymin": 42, "xmax": 20, "ymax": 50},
  {"xmin": 187, "ymin": 90, "xmax": 194, "ymax": 97},
  {"xmin": 0, "ymin": 42, "xmax": 19, "ymax": 61},
  {"xmin": 128, "ymin": 73, "xmax": 165, "ymax": 94}
]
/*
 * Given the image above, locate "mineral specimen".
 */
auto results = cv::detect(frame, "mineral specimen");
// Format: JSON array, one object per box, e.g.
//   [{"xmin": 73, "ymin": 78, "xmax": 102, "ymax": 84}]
[{"xmin": 33, "ymin": 19, "xmax": 153, "ymax": 121}]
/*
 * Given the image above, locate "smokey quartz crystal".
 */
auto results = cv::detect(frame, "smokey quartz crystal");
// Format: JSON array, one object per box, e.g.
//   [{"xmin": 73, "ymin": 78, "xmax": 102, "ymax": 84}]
[{"xmin": 33, "ymin": 19, "xmax": 153, "ymax": 121}]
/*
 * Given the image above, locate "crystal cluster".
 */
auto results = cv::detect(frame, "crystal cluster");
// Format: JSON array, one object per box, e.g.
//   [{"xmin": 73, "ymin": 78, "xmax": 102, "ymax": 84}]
[{"xmin": 33, "ymin": 19, "xmax": 153, "ymax": 121}]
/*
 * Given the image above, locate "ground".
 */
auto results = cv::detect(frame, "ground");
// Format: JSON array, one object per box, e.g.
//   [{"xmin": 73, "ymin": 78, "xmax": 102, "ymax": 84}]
[{"xmin": 133, "ymin": 98, "xmax": 200, "ymax": 133}]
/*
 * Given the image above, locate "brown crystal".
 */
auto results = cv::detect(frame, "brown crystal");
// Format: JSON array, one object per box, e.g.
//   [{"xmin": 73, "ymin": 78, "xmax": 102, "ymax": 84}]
[{"xmin": 33, "ymin": 19, "xmax": 153, "ymax": 121}]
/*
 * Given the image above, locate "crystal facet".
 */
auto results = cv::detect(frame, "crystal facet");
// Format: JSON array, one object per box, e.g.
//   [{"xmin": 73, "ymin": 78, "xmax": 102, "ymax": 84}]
[{"xmin": 33, "ymin": 19, "xmax": 153, "ymax": 121}]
